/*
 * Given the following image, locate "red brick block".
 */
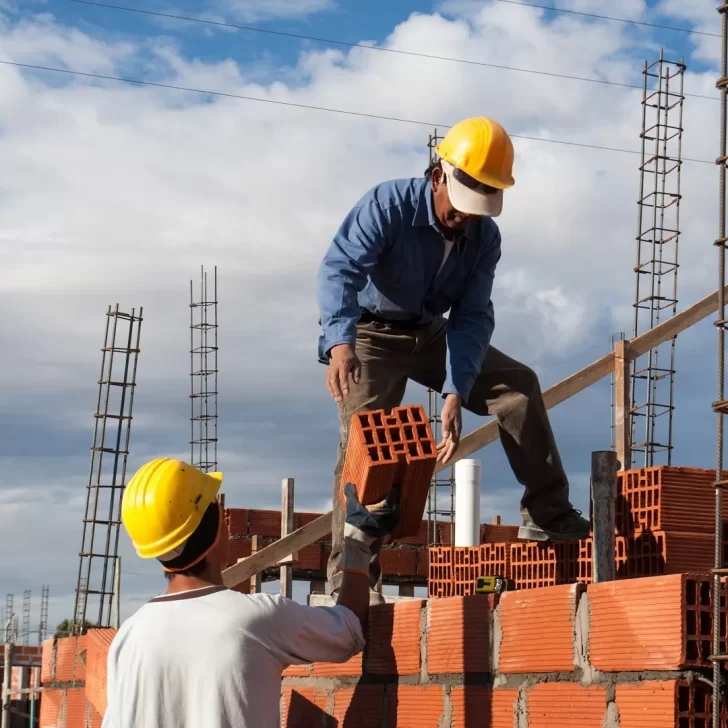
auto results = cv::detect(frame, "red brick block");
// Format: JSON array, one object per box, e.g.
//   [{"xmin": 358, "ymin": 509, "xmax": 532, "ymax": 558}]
[
  {"xmin": 577, "ymin": 536, "xmax": 627, "ymax": 584},
  {"xmin": 617, "ymin": 466, "xmax": 728, "ymax": 533},
  {"xmin": 39, "ymin": 687, "xmax": 63, "ymax": 727},
  {"xmin": 365, "ymin": 600, "xmax": 423, "ymax": 675},
  {"xmin": 41, "ymin": 638, "xmax": 55, "ymax": 684},
  {"xmin": 227, "ymin": 538, "xmax": 252, "ymax": 564},
  {"xmin": 428, "ymin": 546, "xmax": 453, "ymax": 598},
  {"xmin": 480, "ymin": 542, "xmax": 510, "ymax": 580},
  {"xmin": 340, "ymin": 405, "xmax": 436, "ymax": 538},
  {"xmin": 247, "ymin": 509, "xmax": 281, "ymax": 537},
  {"xmin": 293, "ymin": 544, "xmax": 324, "ymax": 571},
  {"xmin": 453, "ymin": 547, "xmax": 481, "ymax": 595},
  {"xmin": 620, "ymin": 530, "xmax": 713, "ymax": 577},
  {"xmin": 225, "ymin": 508, "xmax": 248, "ymax": 537},
  {"xmin": 379, "ymin": 547, "xmax": 417, "ymax": 577},
  {"xmin": 427, "ymin": 595, "xmax": 491, "ymax": 674},
  {"xmin": 499, "ymin": 584, "xmax": 582, "ymax": 673},
  {"xmin": 65, "ymin": 687, "xmax": 87, "ymax": 728},
  {"xmin": 509, "ymin": 541, "xmax": 579, "ymax": 590},
  {"xmin": 416, "ymin": 548, "xmax": 429, "ymax": 578},
  {"xmin": 481, "ymin": 523, "xmax": 520, "ymax": 543},
  {"xmin": 527, "ymin": 683, "xmax": 606, "ymax": 727},
  {"xmin": 588, "ymin": 573, "xmax": 723, "ymax": 670},
  {"xmin": 332, "ymin": 685, "xmax": 385, "ymax": 727},
  {"xmin": 281, "ymin": 662, "xmax": 310, "ymax": 677},
  {"xmin": 397, "ymin": 519, "xmax": 429, "ymax": 546},
  {"xmin": 13, "ymin": 645, "xmax": 42, "ymax": 667},
  {"xmin": 88, "ymin": 704, "xmax": 105, "ymax": 728},
  {"xmin": 394, "ymin": 685, "xmax": 446, "ymax": 728},
  {"xmin": 491, "ymin": 689, "xmax": 520, "ymax": 728},
  {"xmin": 281, "ymin": 687, "xmax": 330, "ymax": 727},
  {"xmin": 310, "ymin": 652, "xmax": 362, "ymax": 677},
  {"xmin": 450, "ymin": 686, "xmax": 492, "ymax": 727},
  {"xmin": 54, "ymin": 635, "xmax": 86, "ymax": 683},
  {"xmin": 86, "ymin": 628, "xmax": 117, "ymax": 716}
]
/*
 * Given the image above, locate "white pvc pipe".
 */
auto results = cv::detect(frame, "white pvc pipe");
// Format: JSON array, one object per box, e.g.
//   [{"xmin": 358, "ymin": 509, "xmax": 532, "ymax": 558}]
[{"xmin": 454, "ymin": 459, "xmax": 481, "ymax": 547}]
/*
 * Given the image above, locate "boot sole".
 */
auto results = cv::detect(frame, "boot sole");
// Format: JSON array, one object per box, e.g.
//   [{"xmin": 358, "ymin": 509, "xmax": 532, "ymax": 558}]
[{"xmin": 518, "ymin": 525, "xmax": 591, "ymax": 542}]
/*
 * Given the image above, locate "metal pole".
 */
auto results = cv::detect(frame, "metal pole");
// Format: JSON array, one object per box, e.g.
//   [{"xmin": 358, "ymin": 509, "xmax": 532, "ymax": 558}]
[
  {"xmin": 280, "ymin": 479, "xmax": 295, "ymax": 599},
  {"xmin": 1, "ymin": 636, "xmax": 13, "ymax": 728},
  {"xmin": 114, "ymin": 556, "xmax": 121, "ymax": 629},
  {"xmin": 591, "ymin": 451, "xmax": 618, "ymax": 583}
]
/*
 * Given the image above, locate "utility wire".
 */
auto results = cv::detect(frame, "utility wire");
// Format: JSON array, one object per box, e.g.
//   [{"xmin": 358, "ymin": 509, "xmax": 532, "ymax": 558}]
[
  {"xmin": 67, "ymin": 0, "xmax": 719, "ymax": 102},
  {"xmin": 0, "ymin": 59, "xmax": 714, "ymax": 165},
  {"xmin": 491, "ymin": 0, "xmax": 720, "ymax": 39}
]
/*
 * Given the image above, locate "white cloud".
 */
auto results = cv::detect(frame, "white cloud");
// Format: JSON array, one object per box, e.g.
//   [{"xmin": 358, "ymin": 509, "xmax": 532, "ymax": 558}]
[
  {"xmin": 200, "ymin": 0, "xmax": 335, "ymax": 23},
  {"xmin": 0, "ymin": 2, "xmax": 723, "ymax": 615}
]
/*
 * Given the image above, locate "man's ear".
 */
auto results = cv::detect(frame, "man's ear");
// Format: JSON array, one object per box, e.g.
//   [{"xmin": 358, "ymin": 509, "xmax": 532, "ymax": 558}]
[{"xmin": 431, "ymin": 166, "xmax": 443, "ymax": 191}]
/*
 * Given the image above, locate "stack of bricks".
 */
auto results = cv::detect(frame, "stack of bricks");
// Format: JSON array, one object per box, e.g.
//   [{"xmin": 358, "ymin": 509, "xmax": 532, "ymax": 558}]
[
  {"xmin": 282, "ymin": 574, "xmax": 728, "ymax": 727},
  {"xmin": 39, "ymin": 630, "xmax": 116, "ymax": 728},
  {"xmin": 430, "ymin": 465, "xmax": 724, "ymax": 596},
  {"xmin": 0, "ymin": 646, "xmax": 42, "ymax": 728}
]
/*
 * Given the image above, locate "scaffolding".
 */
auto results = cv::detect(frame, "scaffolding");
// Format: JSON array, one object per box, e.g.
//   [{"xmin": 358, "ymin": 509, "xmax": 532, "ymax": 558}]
[
  {"xmin": 73, "ymin": 305, "xmax": 143, "ymax": 633},
  {"xmin": 2, "ymin": 596, "xmax": 12, "ymax": 642},
  {"xmin": 21, "ymin": 592, "xmax": 29, "ymax": 647},
  {"xmin": 190, "ymin": 266, "xmax": 219, "ymax": 472},
  {"xmin": 713, "ymin": 3, "xmax": 728, "ymax": 720},
  {"xmin": 423, "ymin": 130, "xmax": 456, "ymax": 545},
  {"xmin": 630, "ymin": 50, "xmax": 685, "ymax": 468},
  {"xmin": 38, "ymin": 586, "xmax": 48, "ymax": 645}
]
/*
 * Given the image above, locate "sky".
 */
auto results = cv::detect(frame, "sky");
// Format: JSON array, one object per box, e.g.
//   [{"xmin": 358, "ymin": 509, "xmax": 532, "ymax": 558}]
[{"xmin": 0, "ymin": 0, "xmax": 724, "ymax": 635}]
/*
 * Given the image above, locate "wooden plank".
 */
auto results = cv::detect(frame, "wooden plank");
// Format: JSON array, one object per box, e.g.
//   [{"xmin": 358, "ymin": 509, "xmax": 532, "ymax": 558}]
[
  {"xmin": 222, "ymin": 285, "xmax": 727, "ymax": 590},
  {"xmin": 249, "ymin": 536, "xmax": 262, "ymax": 594},
  {"xmin": 223, "ymin": 511, "xmax": 333, "ymax": 588},
  {"xmin": 591, "ymin": 451, "xmax": 618, "ymax": 583},
  {"xmin": 613, "ymin": 339, "xmax": 631, "ymax": 471},
  {"xmin": 280, "ymin": 479, "xmax": 294, "ymax": 599}
]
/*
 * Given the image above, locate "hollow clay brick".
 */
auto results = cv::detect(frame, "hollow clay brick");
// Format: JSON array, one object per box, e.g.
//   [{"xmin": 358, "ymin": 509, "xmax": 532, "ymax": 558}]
[
  {"xmin": 39, "ymin": 687, "xmax": 63, "ymax": 727},
  {"xmin": 281, "ymin": 687, "xmax": 330, "ymax": 727},
  {"xmin": 310, "ymin": 651, "xmax": 362, "ymax": 677},
  {"xmin": 332, "ymin": 686, "xmax": 385, "ymax": 727},
  {"xmin": 41, "ymin": 638, "xmax": 55, "ymax": 684},
  {"xmin": 88, "ymin": 705, "xmax": 105, "ymax": 728},
  {"xmin": 450, "ymin": 686, "xmax": 492, "ymax": 728},
  {"xmin": 65, "ymin": 687, "xmax": 88, "ymax": 728},
  {"xmin": 427, "ymin": 595, "xmax": 491, "ymax": 674},
  {"xmin": 365, "ymin": 601, "xmax": 424, "ymax": 675},
  {"xmin": 225, "ymin": 508, "xmax": 248, "ymax": 537},
  {"xmin": 620, "ymin": 530, "xmax": 713, "ymax": 578},
  {"xmin": 509, "ymin": 541, "xmax": 580, "ymax": 590},
  {"xmin": 490, "ymin": 689, "xmax": 520, "ymax": 728},
  {"xmin": 54, "ymin": 635, "xmax": 86, "ymax": 683},
  {"xmin": 340, "ymin": 405, "xmax": 436, "ymax": 539},
  {"xmin": 527, "ymin": 683, "xmax": 607, "ymax": 728},
  {"xmin": 247, "ymin": 509, "xmax": 282, "ymax": 538},
  {"xmin": 85, "ymin": 628, "xmax": 116, "ymax": 716},
  {"xmin": 281, "ymin": 663, "xmax": 310, "ymax": 677},
  {"xmin": 481, "ymin": 524, "xmax": 521, "ymax": 543},
  {"xmin": 394, "ymin": 685, "xmax": 446, "ymax": 728},
  {"xmin": 577, "ymin": 536, "xmax": 627, "ymax": 584},
  {"xmin": 379, "ymin": 548, "xmax": 417, "ymax": 576},
  {"xmin": 499, "ymin": 584, "xmax": 582, "ymax": 673}
]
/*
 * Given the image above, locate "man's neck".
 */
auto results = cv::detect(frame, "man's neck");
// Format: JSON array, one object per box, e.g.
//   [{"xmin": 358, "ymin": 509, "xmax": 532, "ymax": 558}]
[{"xmin": 165, "ymin": 572, "xmax": 223, "ymax": 596}]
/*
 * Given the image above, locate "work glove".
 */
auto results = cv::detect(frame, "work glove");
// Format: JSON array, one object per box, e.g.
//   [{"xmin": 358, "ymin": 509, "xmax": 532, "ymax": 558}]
[{"xmin": 339, "ymin": 482, "xmax": 401, "ymax": 576}]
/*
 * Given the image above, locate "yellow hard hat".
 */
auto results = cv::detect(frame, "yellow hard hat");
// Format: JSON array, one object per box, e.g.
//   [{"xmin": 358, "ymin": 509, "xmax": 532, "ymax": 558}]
[
  {"xmin": 436, "ymin": 117, "xmax": 515, "ymax": 190},
  {"xmin": 122, "ymin": 458, "xmax": 223, "ymax": 560}
]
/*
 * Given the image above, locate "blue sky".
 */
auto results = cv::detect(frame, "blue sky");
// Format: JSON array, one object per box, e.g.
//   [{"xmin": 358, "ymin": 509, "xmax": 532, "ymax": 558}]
[{"xmin": 0, "ymin": 0, "xmax": 724, "ymax": 631}]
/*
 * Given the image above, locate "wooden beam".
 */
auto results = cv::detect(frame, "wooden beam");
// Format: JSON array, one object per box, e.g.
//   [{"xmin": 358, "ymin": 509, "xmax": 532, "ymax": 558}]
[
  {"xmin": 249, "ymin": 536, "xmax": 262, "ymax": 594},
  {"xmin": 280, "ymin": 479, "xmax": 294, "ymax": 599},
  {"xmin": 221, "ymin": 285, "xmax": 727, "ymax": 590},
  {"xmin": 613, "ymin": 339, "xmax": 631, "ymax": 471}
]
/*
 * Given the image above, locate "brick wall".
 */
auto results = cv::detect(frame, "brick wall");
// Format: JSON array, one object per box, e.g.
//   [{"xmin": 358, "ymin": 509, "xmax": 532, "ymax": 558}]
[{"xmin": 282, "ymin": 575, "xmax": 727, "ymax": 727}]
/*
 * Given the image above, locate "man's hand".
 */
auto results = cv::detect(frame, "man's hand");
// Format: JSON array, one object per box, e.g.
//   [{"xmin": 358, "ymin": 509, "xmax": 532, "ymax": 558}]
[
  {"xmin": 437, "ymin": 394, "xmax": 462, "ymax": 465},
  {"xmin": 327, "ymin": 344, "xmax": 362, "ymax": 403}
]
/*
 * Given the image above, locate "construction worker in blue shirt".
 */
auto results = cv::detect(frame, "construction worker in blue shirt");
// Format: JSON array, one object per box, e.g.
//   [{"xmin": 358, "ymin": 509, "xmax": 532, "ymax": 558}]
[{"xmin": 317, "ymin": 116, "xmax": 591, "ymax": 599}]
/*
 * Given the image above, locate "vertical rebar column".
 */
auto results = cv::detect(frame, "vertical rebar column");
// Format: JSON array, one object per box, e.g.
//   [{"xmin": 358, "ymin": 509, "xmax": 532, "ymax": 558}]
[
  {"xmin": 190, "ymin": 266, "xmax": 219, "ymax": 472},
  {"xmin": 21, "ymin": 591, "xmax": 30, "ymax": 646},
  {"xmin": 1, "ymin": 597, "xmax": 11, "ymax": 641},
  {"xmin": 73, "ymin": 305, "xmax": 143, "ymax": 633},
  {"xmin": 630, "ymin": 50, "xmax": 685, "ymax": 469},
  {"xmin": 713, "ymin": 4, "xmax": 728, "ymax": 722},
  {"xmin": 38, "ymin": 586, "xmax": 48, "ymax": 645},
  {"xmin": 425, "ymin": 130, "xmax": 456, "ymax": 545}
]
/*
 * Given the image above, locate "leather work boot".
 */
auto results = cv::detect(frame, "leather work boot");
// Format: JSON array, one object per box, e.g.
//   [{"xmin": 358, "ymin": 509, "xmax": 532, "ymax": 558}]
[{"xmin": 518, "ymin": 509, "xmax": 591, "ymax": 542}]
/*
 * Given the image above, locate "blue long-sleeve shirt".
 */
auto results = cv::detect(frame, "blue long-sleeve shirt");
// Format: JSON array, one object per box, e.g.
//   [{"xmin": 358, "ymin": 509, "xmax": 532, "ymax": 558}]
[{"xmin": 317, "ymin": 176, "xmax": 501, "ymax": 402}]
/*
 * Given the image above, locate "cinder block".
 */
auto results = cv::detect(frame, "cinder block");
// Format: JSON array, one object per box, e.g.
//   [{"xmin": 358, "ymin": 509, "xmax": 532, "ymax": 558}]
[
  {"xmin": 588, "ymin": 573, "xmax": 723, "ymax": 670},
  {"xmin": 450, "ymin": 686, "xmax": 492, "ymax": 727},
  {"xmin": 394, "ymin": 685, "xmax": 446, "ymax": 728},
  {"xmin": 427, "ymin": 595, "xmax": 491, "ymax": 674},
  {"xmin": 39, "ymin": 687, "xmax": 63, "ymax": 727},
  {"xmin": 615, "ymin": 680, "xmax": 724, "ymax": 727},
  {"xmin": 332, "ymin": 685, "xmax": 385, "ymax": 727},
  {"xmin": 490, "ymin": 689, "xmax": 520, "ymax": 728},
  {"xmin": 340, "ymin": 405, "xmax": 436, "ymax": 538},
  {"xmin": 281, "ymin": 686, "xmax": 330, "ymax": 727},
  {"xmin": 499, "ymin": 584, "xmax": 583, "ymax": 673},
  {"xmin": 527, "ymin": 683, "xmax": 607, "ymax": 727},
  {"xmin": 85, "ymin": 628, "xmax": 117, "ymax": 716},
  {"xmin": 41, "ymin": 638, "xmax": 56, "ymax": 684},
  {"xmin": 365, "ymin": 601, "xmax": 424, "ymax": 675}
]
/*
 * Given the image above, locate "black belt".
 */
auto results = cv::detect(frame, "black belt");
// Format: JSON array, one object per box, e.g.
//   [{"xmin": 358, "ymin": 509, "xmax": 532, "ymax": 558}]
[{"xmin": 359, "ymin": 309, "xmax": 429, "ymax": 330}]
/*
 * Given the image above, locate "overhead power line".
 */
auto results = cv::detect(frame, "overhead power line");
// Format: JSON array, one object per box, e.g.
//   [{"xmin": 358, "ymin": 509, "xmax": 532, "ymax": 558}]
[
  {"xmin": 68, "ymin": 0, "xmax": 719, "ymax": 102},
  {"xmin": 491, "ymin": 0, "xmax": 720, "ymax": 38},
  {"xmin": 0, "ymin": 59, "xmax": 714, "ymax": 165}
]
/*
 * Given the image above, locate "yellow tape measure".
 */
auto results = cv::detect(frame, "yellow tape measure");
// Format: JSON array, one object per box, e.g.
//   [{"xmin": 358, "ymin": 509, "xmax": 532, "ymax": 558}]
[{"xmin": 475, "ymin": 575, "xmax": 515, "ymax": 594}]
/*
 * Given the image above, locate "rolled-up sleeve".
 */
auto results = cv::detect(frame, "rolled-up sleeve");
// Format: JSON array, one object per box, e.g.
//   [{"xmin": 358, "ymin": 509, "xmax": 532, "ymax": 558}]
[
  {"xmin": 261, "ymin": 596, "xmax": 365, "ymax": 666},
  {"xmin": 443, "ymin": 228, "xmax": 501, "ymax": 402},
  {"xmin": 317, "ymin": 194, "xmax": 390, "ymax": 361}
]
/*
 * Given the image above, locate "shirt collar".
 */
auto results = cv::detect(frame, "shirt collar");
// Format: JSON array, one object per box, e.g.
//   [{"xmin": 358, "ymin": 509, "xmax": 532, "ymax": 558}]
[{"xmin": 413, "ymin": 177, "xmax": 479, "ymax": 241}]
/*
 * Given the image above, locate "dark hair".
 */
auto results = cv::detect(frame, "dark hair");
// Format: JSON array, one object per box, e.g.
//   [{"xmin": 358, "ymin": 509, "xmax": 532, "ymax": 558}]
[
  {"xmin": 162, "ymin": 501, "xmax": 220, "ymax": 579},
  {"xmin": 424, "ymin": 159, "xmax": 442, "ymax": 179}
]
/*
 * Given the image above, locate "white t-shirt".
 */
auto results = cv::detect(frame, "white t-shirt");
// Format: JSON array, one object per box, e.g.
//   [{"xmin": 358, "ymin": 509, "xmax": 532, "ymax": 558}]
[{"xmin": 101, "ymin": 585, "xmax": 364, "ymax": 728}]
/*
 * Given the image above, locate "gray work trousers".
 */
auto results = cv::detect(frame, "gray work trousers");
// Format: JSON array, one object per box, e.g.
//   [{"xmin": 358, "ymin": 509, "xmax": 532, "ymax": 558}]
[{"xmin": 326, "ymin": 316, "xmax": 573, "ymax": 593}]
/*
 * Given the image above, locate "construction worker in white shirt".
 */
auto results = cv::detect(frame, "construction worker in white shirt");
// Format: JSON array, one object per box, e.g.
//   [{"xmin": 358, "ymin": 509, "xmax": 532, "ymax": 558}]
[{"xmin": 102, "ymin": 458, "xmax": 400, "ymax": 728}]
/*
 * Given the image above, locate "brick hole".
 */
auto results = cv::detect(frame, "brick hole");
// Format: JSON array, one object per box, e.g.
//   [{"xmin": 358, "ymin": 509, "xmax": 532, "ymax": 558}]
[
  {"xmin": 687, "ymin": 610, "xmax": 697, "ymax": 635},
  {"xmin": 411, "ymin": 408, "xmax": 423, "ymax": 422},
  {"xmin": 364, "ymin": 430, "xmax": 374, "ymax": 445},
  {"xmin": 368, "ymin": 447, "xmax": 379, "ymax": 462},
  {"xmin": 381, "ymin": 446, "xmax": 391, "ymax": 459},
  {"xmin": 407, "ymin": 442, "xmax": 418, "ymax": 456},
  {"xmin": 687, "ymin": 580, "xmax": 698, "ymax": 605},
  {"xmin": 416, "ymin": 424, "xmax": 428, "ymax": 438},
  {"xmin": 398, "ymin": 408, "xmax": 410, "ymax": 423},
  {"xmin": 700, "ymin": 580, "xmax": 711, "ymax": 606},
  {"xmin": 357, "ymin": 413, "xmax": 371, "ymax": 426},
  {"xmin": 701, "ymin": 639, "xmax": 711, "ymax": 659},
  {"xmin": 700, "ymin": 611, "xmax": 711, "ymax": 635},
  {"xmin": 372, "ymin": 412, "xmax": 383, "ymax": 426},
  {"xmin": 393, "ymin": 443, "xmax": 406, "ymax": 453},
  {"xmin": 386, "ymin": 416, "xmax": 398, "ymax": 426},
  {"xmin": 678, "ymin": 686, "xmax": 691, "ymax": 712},
  {"xmin": 390, "ymin": 428, "xmax": 401, "ymax": 442},
  {"xmin": 376, "ymin": 428, "xmax": 387, "ymax": 443},
  {"xmin": 403, "ymin": 425, "xmax": 413, "ymax": 439},
  {"xmin": 421, "ymin": 440, "xmax": 433, "ymax": 455}
]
